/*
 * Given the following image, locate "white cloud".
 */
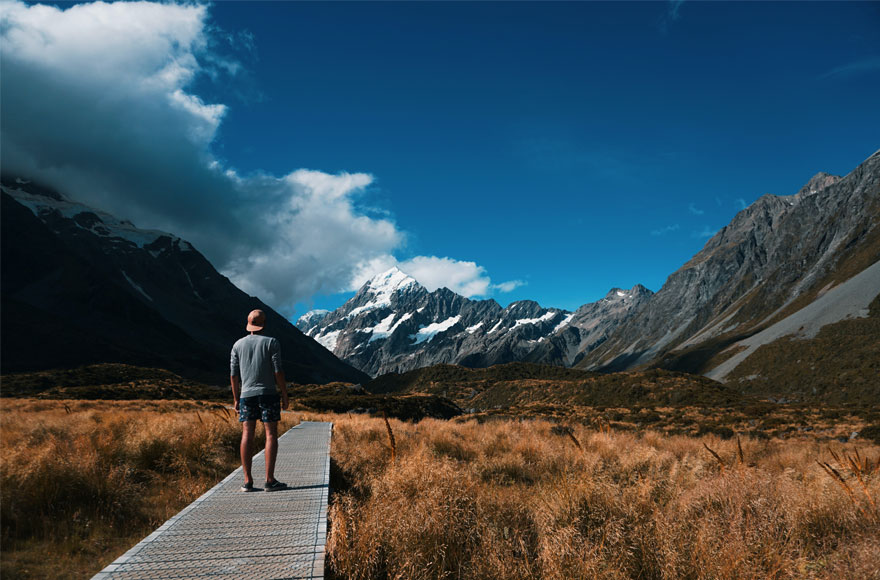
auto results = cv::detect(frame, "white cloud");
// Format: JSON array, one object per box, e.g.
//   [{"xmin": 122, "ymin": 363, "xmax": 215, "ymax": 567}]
[
  {"xmin": 347, "ymin": 256, "xmax": 521, "ymax": 298},
  {"xmin": 658, "ymin": 0, "xmax": 685, "ymax": 34},
  {"xmin": 735, "ymin": 198, "xmax": 748, "ymax": 210},
  {"xmin": 0, "ymin": 0, "xmax": 235, "ymax": 249},
  {"xmin": 691, "ymin": 226, "xmax": 717, "ymax": 239},
  {"xmin": 401, "ymin": 256, "xmax": 491, "ymax": 296},
  {"xmin": 492, "ymin": 280, "xmax": 526, "ymax": 293},
  {"xmin": 818, "ymin": 56, "xmax": 880, "ymax": 80},
  {"xmin": 223, "ymin": 171, "xmax": 402, "ymax": 309},
  {"xmin": 651, "ymin": 224, "xmax": 680, "ymax": 236},
  {"xmin": 0, "ymin": 0, "xmax": 517, "ymax": 315},
  {"xmin": 687, "ymin": 203, "xmax": 704, "ymax": 215}
]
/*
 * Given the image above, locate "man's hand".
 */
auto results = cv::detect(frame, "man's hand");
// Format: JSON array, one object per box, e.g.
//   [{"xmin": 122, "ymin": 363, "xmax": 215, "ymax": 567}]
[
  {"xmin": 275, "ymin": 371, "xmax": 289, "ymax": 411},
  {"xmin": 231, "ymin": 375, "xmax": 242, "ymax": 413}
]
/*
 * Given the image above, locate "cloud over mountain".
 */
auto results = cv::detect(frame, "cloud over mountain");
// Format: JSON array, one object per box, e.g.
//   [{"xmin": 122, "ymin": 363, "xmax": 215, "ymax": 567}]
[
  {"xmin": 0, "ymin": 0, "xmax": 511, "ymax": 314},
  {"xmin": 348, "ymin": 255, "xmax": 522, "ymax": 298}
]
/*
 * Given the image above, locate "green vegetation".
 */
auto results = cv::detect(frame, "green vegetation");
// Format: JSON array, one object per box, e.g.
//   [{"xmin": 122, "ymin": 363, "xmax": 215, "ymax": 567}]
[
  {"xmin": 726, "ymin": 293, "xmax": 880, "ymax": 405},
  {"xmin": 0, "ymin": 364, "xmax": 460, "ymax": 422},
  {"xmin": 287, "ymin": 383, "xmax": 461, "ymax": 421},
  {"xmin": 368, "ymin": 363, "xmax": 734, "ymax": 408},
  {"xmin": 0, "ymin": 363, "xmax": 226, "ymax": 400}
]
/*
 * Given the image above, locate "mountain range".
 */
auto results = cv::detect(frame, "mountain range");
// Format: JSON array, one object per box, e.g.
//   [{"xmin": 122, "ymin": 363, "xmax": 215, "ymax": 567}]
[
  {"xmin": 301, "ymin": 150, "xmax": 880, "ymax": 390},
  {"xmin": 3, "ymin": 149, "xmax": 877, "ymax": 397},
  {"xmin": 296, "ymin": 268, "xmax": 651, "ymax": 377},
  {"xmin": 577, "ymin": 151, "xmax": 880, "ymax": 377},
  {"xmin": 0, "ymin": 177, "xmax": 368, "ymax": 385}
]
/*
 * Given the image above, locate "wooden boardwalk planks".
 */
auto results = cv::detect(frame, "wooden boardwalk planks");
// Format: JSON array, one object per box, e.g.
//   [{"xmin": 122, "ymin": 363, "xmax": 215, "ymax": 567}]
[{"xmin": 92, "ymin": 421, "xmax": 332, "ymax": 580}]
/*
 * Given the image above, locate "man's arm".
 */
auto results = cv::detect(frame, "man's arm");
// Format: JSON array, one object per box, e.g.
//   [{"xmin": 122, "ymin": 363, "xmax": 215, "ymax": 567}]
[
  {"xmin": 270, "ymin": 338, "xmax": 288, "ymax": 410},
  {"xmin": 231, "ymin": 375, "xmax": 242, "ymax": 411},
  {"xmin": 275, "ymin": 371, "xmax": 289, "ymax": 410}
]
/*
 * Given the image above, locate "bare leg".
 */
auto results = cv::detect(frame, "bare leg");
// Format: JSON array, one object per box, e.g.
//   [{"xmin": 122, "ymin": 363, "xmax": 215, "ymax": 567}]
[
  {"xmin": 265, "ymin": 421, "xmax": 279, "ymax": 483},
  {"xmin": 240, "ymin": 420, "xmax": 256, "ymax": 484}
]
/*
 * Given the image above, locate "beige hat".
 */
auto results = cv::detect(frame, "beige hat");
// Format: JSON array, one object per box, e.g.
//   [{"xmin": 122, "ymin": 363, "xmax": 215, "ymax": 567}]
[{"xmin": 246, "ymin": 309, "xmax": 266, "ymax": 332}]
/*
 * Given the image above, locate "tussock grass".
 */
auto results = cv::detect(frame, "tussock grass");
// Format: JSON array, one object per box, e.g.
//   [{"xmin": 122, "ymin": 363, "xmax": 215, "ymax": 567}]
[
  {"xmin": 0, "ymin": 399, "xmax": 298, "ymax": 579},
  {"xmin": 327, "ymin": 415, "xmax": 880, "ymax": 580}
]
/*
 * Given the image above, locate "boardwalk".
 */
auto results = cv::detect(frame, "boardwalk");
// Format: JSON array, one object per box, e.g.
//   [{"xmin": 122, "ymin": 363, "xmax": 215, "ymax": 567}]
[{"xmin": 93, "ymin": 421, "xmax": 332, "ymax": 580}]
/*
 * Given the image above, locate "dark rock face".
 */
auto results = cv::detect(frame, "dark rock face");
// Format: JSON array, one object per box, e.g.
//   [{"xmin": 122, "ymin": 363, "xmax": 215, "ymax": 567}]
[
  {"xmin": 297, "ymin": 268, "xmax": 651, "ymax": 377},
  {"xmin": 577, "ymin": 150, "xmax": 880, "ymax": 373},
  {"xmin": 1, "ymin": 177, "xmax": 369, "ymax": 385}
]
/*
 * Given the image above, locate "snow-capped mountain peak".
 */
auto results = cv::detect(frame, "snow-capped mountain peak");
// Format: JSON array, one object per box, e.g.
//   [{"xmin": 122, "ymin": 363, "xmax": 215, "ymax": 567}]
[
  {"xmin": 296, "ymin": 309, "xmax": 330, "ymax": 331},
  {"xmin": 2, "ymin": 181, "xmax": 187, "ymax": 252},
  {"xmin": 346, "ymin": 267, "xmax": 423, "ymax": 319},
  {"xmin": 363, "ymin": 267, "xmax": 420, "ymax": 295},
  {"xmin": 296, "ymin": 270, "xmax": 653, "ymax": 376}
]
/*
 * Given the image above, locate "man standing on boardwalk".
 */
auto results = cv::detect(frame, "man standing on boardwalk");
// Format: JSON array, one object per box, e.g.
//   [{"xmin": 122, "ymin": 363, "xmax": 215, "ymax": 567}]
[{"xmin": 231, "ymin": 309, "xmax": 290, "ymax": 492}]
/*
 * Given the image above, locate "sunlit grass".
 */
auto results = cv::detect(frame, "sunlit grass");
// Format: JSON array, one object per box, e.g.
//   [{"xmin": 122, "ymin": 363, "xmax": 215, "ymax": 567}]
[
  {"xmin": 0, "ymin": 399, "xmax": 298, "ymax": 579},
  {"xmin": 327, "ymin": 414, "xmax": 880, "ymax": 579},
  {"xmin": 3, "ymin": 399, "xmax": 878, "ymax": 579}
]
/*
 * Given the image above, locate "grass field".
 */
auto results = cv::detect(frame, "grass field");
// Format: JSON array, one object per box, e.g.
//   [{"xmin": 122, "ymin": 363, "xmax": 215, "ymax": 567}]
[
  {"xmin": 1, "ymin": 399, "xmax": 878, "ymax": 579},
  {"xmin": 0, "ymin": 399, "xmax": 298, "ymax": 579},
  {"xmin": 328, "ymin": 415, "xmax": 880, "ymax": 580}
]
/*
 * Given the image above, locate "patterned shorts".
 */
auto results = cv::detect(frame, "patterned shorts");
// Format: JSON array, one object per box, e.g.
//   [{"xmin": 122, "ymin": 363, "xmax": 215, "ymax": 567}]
[{"xmin": 238, "ymin": 394, "xmax": 281, "ymax": 423}]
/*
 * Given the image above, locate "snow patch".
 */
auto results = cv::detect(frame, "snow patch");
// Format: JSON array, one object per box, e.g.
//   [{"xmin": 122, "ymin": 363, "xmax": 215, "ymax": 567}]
[
  {"xmin": 466, "ymin": 322, "xmax": 484, "ymax": 334},
  {"xmin": 488, "ymin": 319, "xmax": 505, "ymax": 334},
  {"xmin": 121, "ymin": 270, "xmax": 153, "ymax": 302},
  {"xmin": 181, "ymin": 267, "xmax": 202, "ymax": 300},
  {"xmin": 4, "ymin": 185, "xmax": 175, "ymax": 249},
  {"xmin": 368, "ymin": 312, "xmax": 413, "ymax": 343},
  {"xmin": 411, "ymin": 315, "xmax": 461, "ymax": 345},
  {"xmin": 349, "ymin": 268, "xmax": 419, "ymax": 318},
  {"xmin": 553, "ymin": 313, "xmax": 575, "ymax": 333},
  {"xmin": 367, "ymin": 267, "xmax": 418, "ymax": 295},
  {"xmin": 512, "ymin": 311, "xmax": 557, "ymax": 329},
  {"xmin": 298, "ymin": 309, "xmax": 330, "ymax": 326},
  {"xmin": 347, "ymin": 303, "xmax": 378, "ymax": 318},
  {"xmin": 315, "ymin": 330, "xmax": 341, "ymax": 352}
]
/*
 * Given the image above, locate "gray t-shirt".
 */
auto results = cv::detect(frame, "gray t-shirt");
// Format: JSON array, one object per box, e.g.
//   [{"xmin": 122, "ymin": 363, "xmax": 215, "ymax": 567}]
[{"xmin": 230, "ymin": 334, "xmax": 283, "ymax": 398}]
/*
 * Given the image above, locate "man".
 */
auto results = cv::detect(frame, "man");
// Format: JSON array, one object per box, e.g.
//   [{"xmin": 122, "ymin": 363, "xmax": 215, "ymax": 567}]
[{"xmin": 230, "ymin": 309, "xmax": 290, "ymax": 492}]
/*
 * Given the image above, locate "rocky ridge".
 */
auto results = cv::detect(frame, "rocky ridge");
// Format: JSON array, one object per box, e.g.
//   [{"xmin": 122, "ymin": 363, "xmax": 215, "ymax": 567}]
[
  {"xmin": 298, "ymin": 268, "xmax": 651, "ymax": 377},
  {"xmin": 1, "ymin": 177, "xmax": 368, "ymax": 385},
  {"xmin": 577, "ymin": 150, "xmax": 880, "ymax": 374}
]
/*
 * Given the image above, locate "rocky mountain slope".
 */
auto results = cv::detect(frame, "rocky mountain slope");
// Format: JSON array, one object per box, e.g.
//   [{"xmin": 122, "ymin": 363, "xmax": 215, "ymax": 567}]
[
  {"xmin": 577, "ymin": 150, "xmax": 880, "ymax": 379},
  {"xmin": 297, "ymin": 268, "xmax": 651, "ymax": 377},
  {"xmin": 300, "ymin": 149, "xmax": 879, "ymax": 390},
  {"xmin": 1, "ymin": 177, "xmax": 369, "ymax": 385}
]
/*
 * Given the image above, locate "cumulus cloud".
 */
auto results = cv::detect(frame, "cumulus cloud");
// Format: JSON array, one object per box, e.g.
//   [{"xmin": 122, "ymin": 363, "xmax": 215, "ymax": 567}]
[
  {"xmin": 1, "ymin": 0, "xmax": 238, "ymax": 254},
  {"xmin": 347, "ymin": 256, "xmax": 523, "ymax": 298},
  {"xmin": 223, "ymin": 171, "xmax": 402, "ymax": 308},
  {"xmin": 0, "ymin": 0, "xmax": 513, "ymax": 314}
]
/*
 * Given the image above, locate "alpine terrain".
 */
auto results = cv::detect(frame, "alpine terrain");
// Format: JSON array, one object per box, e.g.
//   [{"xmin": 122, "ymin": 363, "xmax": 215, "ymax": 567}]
[
  {"xmin": 297, "ymin": 268, "xmax": 652, "ymax": 377},
  {"xmin": 300, "ymin": 149, "xmax": 879, "ymax": 396},
  {"xmin": 577, "ymin": 149, "xmax": 880, "ymax": 398},
  {"xmin": 0, "ymin": 177, "xmax": 369, "ymax": 385}
]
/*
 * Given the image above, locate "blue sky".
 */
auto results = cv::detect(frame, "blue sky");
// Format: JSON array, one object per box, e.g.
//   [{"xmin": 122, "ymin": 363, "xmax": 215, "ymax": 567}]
[{"xmin": 3, "ymin": 1, "xmax": 879, "ymax": 317}]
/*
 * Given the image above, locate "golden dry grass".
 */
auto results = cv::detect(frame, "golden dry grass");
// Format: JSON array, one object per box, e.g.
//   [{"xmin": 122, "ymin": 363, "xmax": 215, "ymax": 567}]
[
  {"xmin": 327, "ymin": 415, "xmax": 880, "ymax": 580},
  {"xmin": 3, "ymin": 400, "xmax": 879, "ymax": 579},
  {"xmin": 0, "ymin": 399, "xmax": 299, "ymax": 579}
]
